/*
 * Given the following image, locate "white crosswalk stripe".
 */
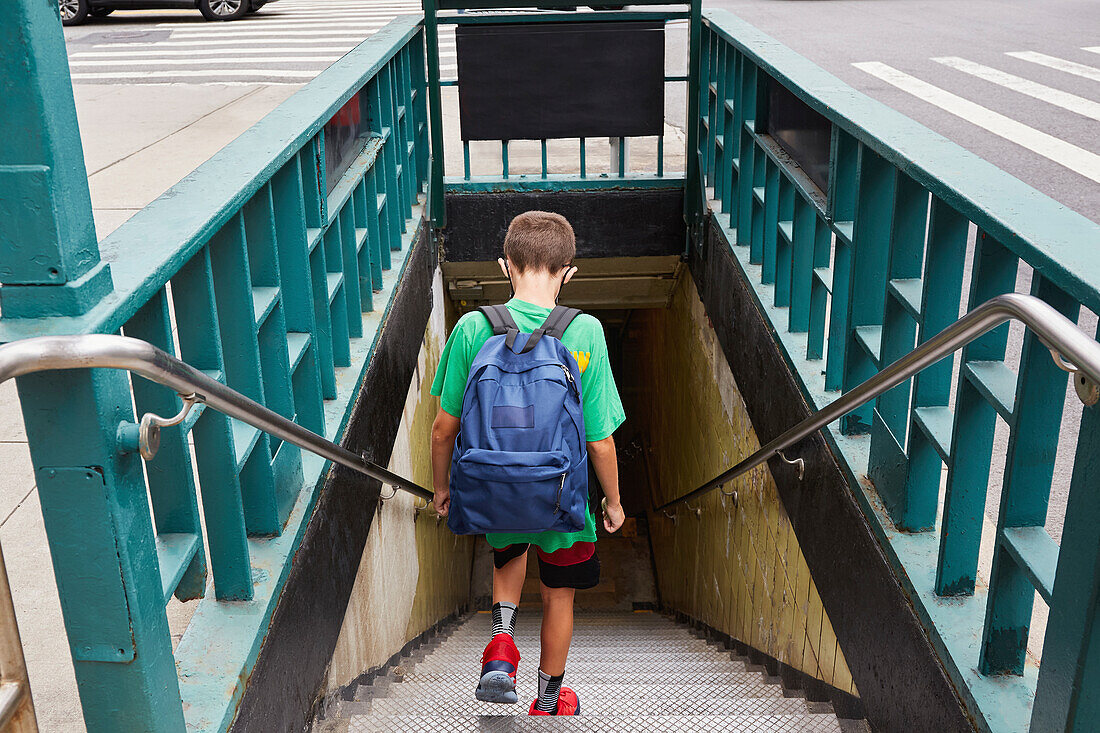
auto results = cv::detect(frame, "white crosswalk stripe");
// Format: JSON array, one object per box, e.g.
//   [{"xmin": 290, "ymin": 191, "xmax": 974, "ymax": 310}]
[
  {"xmin": 852, "ymin": 51, "xmax": 1100, "ymax": 185},
  {"xmin": 1006, "ymin": 51, "xmax": 1100, "ymax": 83},
  {"xmin": 932, "ymin": 56, "xmax": 1100, "ymax": 122},
  {"xmin": 65, "ymin": 0, "xmax": 442, "ymax": 85}
]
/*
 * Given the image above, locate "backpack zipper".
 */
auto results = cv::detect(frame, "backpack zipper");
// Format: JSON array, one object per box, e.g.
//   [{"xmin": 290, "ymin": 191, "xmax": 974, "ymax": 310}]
[
  {"xmin": 554, "ymin": 472, "xmax": 567, "ymax": 511},
  {"xmin": 558, "ymin": 364, "xmax": 578, "ymax": 395}
]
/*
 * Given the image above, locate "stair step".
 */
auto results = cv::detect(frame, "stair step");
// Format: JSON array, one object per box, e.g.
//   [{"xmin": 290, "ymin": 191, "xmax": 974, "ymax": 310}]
[
  {"xmin": 412, "ymin": 651, "xmax": 740, "ymax": 664},
  {"xmin": 382, "ymin": 682, "xmax": 785, "ymax": 702},
  {"xmin": 433, "ymin": 638, "xmax": 726, "ymax": 647},
  {"xmin": 397, "ymin": 672, "xmax": 778, "ymax": 687},
  {"xmin": 343, "ymin": 714, "xmax": 845, "ymax": 732},
  {"xmin": 409, "ymin": 660, "xmax": 748, "ymax": 674},
  {"xmin": 367, "ymin": 696, "xmax": 816, "ymax": 717}
]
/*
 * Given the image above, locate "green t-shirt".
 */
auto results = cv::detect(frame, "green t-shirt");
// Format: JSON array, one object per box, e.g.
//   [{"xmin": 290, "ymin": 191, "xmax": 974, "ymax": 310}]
[{"xmin": 430, "ymin": 298, "xmax": 626, "ymax": 552}]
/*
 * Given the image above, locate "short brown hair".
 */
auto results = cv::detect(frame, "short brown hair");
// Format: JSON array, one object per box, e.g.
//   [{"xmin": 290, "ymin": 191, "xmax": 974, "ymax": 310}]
[{"xmin": 503, "ymin": 211, "xmax": 575, "ymax": 273}]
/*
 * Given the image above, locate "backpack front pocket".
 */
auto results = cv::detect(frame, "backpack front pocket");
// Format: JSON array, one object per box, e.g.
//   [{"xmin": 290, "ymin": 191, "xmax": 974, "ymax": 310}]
[{"xmin": 450, "ymin": 448, "xmax": 571, "ymax": 534}]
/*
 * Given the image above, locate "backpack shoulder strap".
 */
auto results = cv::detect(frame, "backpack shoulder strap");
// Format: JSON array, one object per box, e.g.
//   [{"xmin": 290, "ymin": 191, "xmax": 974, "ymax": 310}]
[
  {"xmin": 518, "ymin": 305, "xmax": 583, "ymax": 354},
  {"xmin": 478, "ymin": 304, "xmax": 519, "ymax": 335},
  {"xmin": 541, "ymin": 306, "xmax": 582, "ymax": 340}
]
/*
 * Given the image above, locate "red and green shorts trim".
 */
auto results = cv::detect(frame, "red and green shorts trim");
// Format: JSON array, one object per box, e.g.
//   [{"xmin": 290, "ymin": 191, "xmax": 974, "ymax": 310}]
[{"xmin": 492, "ymin": 542, "xmax": 600, "ymax": 590}]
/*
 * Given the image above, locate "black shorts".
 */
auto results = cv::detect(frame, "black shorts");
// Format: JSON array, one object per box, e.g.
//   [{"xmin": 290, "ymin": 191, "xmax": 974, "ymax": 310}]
[{"xmin": 492, "ymin": 542, "xmax": 601, "ymax": 590}]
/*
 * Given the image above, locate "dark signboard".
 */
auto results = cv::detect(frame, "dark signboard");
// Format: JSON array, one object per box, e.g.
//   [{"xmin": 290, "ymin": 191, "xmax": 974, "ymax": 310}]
[{"xmin": 456, "ymin": 21, "xmax": 665, "ymax": 141}]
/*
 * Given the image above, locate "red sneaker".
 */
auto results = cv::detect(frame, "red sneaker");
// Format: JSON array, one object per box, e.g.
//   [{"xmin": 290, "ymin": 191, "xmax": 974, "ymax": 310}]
[
  {"xmin": 474, "ymin": 633, "xmax": 520, "ymax": 704},
  {"xmin": 528, "ymin": 686, "xmax": 581, "ymax": 716}
]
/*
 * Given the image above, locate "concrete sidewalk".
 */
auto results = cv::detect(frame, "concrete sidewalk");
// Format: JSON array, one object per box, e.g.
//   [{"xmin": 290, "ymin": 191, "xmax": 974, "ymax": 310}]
[{"xmin": 0, "ymin": 81, "xmax": 300, "ymax": 733}]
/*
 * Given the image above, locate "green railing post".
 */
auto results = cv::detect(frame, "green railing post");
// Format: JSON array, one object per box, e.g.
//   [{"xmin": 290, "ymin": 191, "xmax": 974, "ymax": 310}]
[
  {"xmin": 979, "ymin": 276, "xmax": 1077, "ymax": 676},
  {"xmin": 15, "ymin": 369, "xmax": 183, "ymax": 731},
  {"xmin": 423, "ymin": 0, "xmax": 446, "ymax": 226},
  {"xmin": 682, "ymin": 0, "xmax": 704, "ymax": 253},
  {"xmin": 1033, "ymin": 402, "xmax": 1100, "ymax": 731},
  {"xmin": 0, "ymin": 0, "xmax": 112, "ymax": 318}
]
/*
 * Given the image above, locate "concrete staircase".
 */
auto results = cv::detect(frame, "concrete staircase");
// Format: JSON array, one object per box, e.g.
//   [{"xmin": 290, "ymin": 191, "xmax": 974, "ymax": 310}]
[{"xmin": 315, "ymin": 610, "xmax": 864, "ymax": 732}]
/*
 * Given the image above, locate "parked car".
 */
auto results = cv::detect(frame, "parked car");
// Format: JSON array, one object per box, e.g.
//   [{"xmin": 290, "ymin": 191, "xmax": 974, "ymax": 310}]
[{"xmin": 60, "ymin": 0, "xmax": 276, "ymax": 25}]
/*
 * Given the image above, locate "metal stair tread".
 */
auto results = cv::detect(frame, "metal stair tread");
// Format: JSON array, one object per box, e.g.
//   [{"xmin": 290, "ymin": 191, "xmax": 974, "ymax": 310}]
[
  {"xmin": 344, "ymin": 714, "xmax": 844, "ymax": 732},
  {"xmin": 436, "ymin": 639, "xmax": 723, "ymax": 650},
  {"xmin": 365, "ymin": 695, "xmax": 814, "ymax": 713},
  {"xmin": 366, "ymin": 697, "xmax": 816, "ymax": 716},
  {"xmin": 408, "ymin": 661, "xmax": 747, "ymax": 673},
  {"xmin": 395, "ymin": 672, "xmax": 775, "ymax": 686},
  {"xmin": 414, "ymin": 650, "xmax": 742, "ymax": 662},
  {"xmin": 380, "ymin": 682, "xmax": 785, "ymax": 701}
]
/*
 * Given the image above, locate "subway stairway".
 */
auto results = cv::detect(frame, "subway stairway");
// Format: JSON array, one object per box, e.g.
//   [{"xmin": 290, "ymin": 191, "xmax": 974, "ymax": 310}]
[
  {"xmin": 312, "ymin": 518, "xmax": 871, "ymax": 733},
  {"xmin": 313, "ymin": 610, "xmax": 863, "ymax": 732}
]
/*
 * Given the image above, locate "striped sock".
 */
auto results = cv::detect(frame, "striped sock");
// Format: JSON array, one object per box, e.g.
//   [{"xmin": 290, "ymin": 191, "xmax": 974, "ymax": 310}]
[
  {"xmin": 491, "ymin": 602, "xmax": 517, "ymax": 638},
  {"xmin": 535, "ymin": 669, "xmax": 564, "ymax": 713}
]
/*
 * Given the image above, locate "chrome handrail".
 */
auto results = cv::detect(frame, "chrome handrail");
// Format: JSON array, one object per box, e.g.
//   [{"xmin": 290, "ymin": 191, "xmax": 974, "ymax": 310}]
[
  {"xmin": 0, "ymin": 335, "xmax": 433, "ymax": 502},
  {"xmin": 658, "ymin": 293, "xmax": 1100, "ymax": 512}
]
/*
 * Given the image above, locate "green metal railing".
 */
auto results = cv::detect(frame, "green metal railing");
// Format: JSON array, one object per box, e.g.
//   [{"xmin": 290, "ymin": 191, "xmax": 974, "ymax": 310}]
[
  {"xmin": 691, "ymin": 9, "xmax": 1100, "ymax": 733},
  {"xmin": 0, "ymin": 5, "xmax": 429, "ymax": 729}
]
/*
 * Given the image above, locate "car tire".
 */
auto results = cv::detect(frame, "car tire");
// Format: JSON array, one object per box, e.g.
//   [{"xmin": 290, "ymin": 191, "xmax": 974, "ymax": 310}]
[
  {"xmin": 199, "ymin": 0, "xmax": 249, "ymax": 21},
  {"xmin": 59, "ymin": 0, "xmax": 89, "ymax": 26},
  {"xmin": 89, "ymin": 7, "xmax": 113, "ymax": 16}
]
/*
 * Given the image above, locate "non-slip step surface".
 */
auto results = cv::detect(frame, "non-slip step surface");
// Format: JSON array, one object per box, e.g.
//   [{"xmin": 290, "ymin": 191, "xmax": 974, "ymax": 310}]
[
  {"xmin": 394, "ymin": 673, "xmax": 780, "ymax": 688},
  {"xmin": 344, "ymin": 715, "xmax": 845, "ymax": 732},
  {"xmin": 317, "ymin": 611, "xmax": 850, "ymax": 733},
  {"xmin": 366, "ymin": 696, "xmax": 817, "ymax": 717},
  {"xmin": 379, "ymin": 680, "xmax": 783, "ymax": 699}
]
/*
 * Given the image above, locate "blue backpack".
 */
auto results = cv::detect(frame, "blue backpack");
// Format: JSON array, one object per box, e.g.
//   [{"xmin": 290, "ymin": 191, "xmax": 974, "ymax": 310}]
[{"xmin": 447, "ymin": 304, "xmax": 588, "ymax": 536}]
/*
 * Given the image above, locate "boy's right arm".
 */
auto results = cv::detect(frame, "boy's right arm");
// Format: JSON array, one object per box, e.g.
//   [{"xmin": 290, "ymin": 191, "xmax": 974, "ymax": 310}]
[{"xmin": 430, "ymin": 409, "xmax": 461, "ymax": 516}]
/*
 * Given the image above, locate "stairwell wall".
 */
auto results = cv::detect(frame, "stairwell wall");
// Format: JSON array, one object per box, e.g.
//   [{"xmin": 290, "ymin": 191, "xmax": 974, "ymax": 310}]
[
  {"xmin": 323, "ymin": 269, "xmax": 475, "ymax": 693},
  {"xmin": 625, "ymin": 275, "xmax": 858, "ymax": 699}
]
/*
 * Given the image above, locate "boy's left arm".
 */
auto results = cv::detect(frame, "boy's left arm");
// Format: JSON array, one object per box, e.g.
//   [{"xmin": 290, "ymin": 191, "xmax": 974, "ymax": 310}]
[
  {"xmin": 588, "ymin": 435, "xmax": 625, "ymax": 532},
  {"xmin": 430, "ymin": 409, "xmax": 460, "ymax": 515}
]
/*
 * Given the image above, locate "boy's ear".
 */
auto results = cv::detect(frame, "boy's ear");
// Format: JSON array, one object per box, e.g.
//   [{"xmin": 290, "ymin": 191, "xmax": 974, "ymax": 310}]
[
  {"xmin": 497, "ymin": 257, "xmax": 509, "ymax": 277},
  {"xmin": 563, "ymin": 265, "xmax": 578, "ymax": 285}
]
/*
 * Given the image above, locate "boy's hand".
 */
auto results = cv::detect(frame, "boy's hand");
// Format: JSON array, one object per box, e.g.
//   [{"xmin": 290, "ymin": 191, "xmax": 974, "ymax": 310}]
[
  {"xmin": 433, "ymin": 487, "xmax": 450, "ymax": 517},
  {"xmin": 601, "ymin": 497, "xmax": 625, "ymax": 533}
]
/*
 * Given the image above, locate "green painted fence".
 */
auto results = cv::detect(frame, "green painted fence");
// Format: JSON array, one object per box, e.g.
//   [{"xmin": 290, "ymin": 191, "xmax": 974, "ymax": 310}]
[
  {"xmin": 0, "ymin": 5, "xmax": 429, "ymax": 730},
  {"xmin": 694, "ymin": 9, "xmax": 1100, "ymax": 733}
]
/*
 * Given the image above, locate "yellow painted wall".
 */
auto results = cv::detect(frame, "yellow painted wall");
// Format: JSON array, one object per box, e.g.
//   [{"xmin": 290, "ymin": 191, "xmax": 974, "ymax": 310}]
[
  {"xmin": 626, "ymin": 275, "xmax": 858, "ymax": 697},
  {"xmin": 324, "ymin": 271, "xmax": 474, "ymax": 692}
]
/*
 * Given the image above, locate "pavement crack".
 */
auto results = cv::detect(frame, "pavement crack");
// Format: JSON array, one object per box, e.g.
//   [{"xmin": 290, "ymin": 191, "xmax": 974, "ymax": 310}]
[
  {"xmin": 87, "ymin": 85, "xmax": 265, "ymax": 178},
  {"xmin": 0, "ymin": 485, "xmax": 37, "ymax": 529}
]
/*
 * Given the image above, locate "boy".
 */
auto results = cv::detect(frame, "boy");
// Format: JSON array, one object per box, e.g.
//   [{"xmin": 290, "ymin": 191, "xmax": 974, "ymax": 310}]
[{"xmin": 429, "ymin": 210, "xmax": 627, "ymax": 716}]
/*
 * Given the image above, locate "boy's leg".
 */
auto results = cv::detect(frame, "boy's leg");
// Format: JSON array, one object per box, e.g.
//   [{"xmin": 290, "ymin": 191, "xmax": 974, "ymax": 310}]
[
  {"xmin": 532, "ymin": 584, "xmax": 577, "ymax": 715},
  {"xmin": 538, "ymin": 584, "xmax": 575, "ymax": 676},
  {"xmin": 476, "ymin": 544, "xmax": 529, "ymax": 704},
  {"xmin": 530, "ymin": 545, "xmax": 598, "ymax": 715},
  {"xmin": 493, "ymin": 546, "xmax": 527, "ymax": 609}
]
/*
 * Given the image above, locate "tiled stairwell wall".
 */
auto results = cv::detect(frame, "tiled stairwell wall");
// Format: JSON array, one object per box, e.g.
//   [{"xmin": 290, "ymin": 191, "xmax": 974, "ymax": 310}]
[
  {"xmin": 624, "ymin": 275, "xmax": 858, "ymax": 698},
  {"xmin": 323, "ymin": 270, "xmax": 474, "ymax": 692}
]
